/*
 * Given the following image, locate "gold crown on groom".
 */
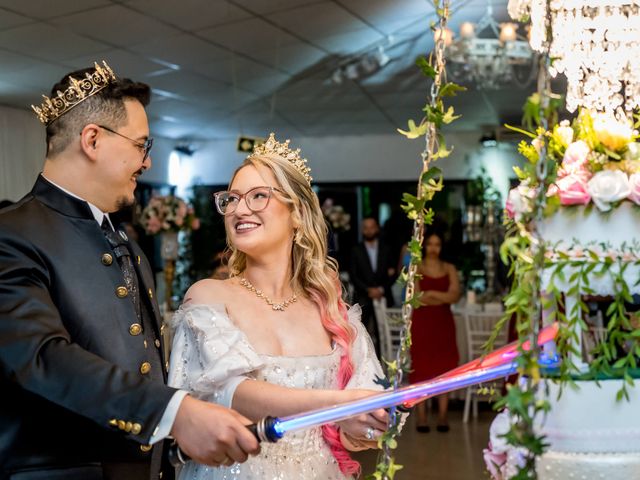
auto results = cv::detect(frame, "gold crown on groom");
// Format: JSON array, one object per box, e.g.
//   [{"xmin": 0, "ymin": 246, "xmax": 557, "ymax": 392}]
[
  {"xmin": 31, "ymin": 61, "xmax": 117, "ymax": 126},
  {"xmin": 250, "ymin": 133, "xmax": 313, "ymax": 185}
]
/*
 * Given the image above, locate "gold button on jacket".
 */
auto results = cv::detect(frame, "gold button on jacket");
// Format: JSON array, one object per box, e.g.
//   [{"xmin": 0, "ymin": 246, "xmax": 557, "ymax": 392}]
[
  {"xmin": 131, "ymin": 423, "xmax": 142, "ymax": 435},
  {"xmin": 116, "ymin": 286, "xmax": 128, "ymax": 298},
  {"xmin": 101, "ymin": 253, "xmax": 113, "ymax": 266},
  {"xmin": 140, "ymin": 444, "xmax": 152, "ymax": 453},
  {"xmin": 140, "ymin": 362, "xmax": 151, "ymax": 375},
  {"xmin": 129, "ymin": 323, "xmax": 142, "ymax": 336}
]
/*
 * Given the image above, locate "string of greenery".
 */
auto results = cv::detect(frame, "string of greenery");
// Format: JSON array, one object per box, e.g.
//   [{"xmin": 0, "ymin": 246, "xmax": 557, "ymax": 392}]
[{"xmin": 367, "ymin": 1, "xmax": 465, "ymax": 478}]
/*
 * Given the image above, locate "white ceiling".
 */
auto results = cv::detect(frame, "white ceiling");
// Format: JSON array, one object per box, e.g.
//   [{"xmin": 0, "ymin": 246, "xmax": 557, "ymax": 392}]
[{"xmin": 0, "ymin": 0, "xmax": 536, "ymax": 141}]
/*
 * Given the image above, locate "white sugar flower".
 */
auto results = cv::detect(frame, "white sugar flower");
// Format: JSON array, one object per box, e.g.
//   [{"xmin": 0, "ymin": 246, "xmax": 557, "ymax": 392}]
[{"xmin": 586, "ymin": 170, "xmax": 631, "ymax": 212}]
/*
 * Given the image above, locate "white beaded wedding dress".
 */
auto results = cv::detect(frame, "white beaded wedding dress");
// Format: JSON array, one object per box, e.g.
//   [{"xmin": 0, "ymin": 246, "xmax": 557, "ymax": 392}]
[{"xmin": 168, "ymin": 303, "xmax": 384, "ymax": 480}]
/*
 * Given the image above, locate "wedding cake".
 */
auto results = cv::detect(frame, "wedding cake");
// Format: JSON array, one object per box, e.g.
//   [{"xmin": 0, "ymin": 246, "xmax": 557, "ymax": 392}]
[{"xmin": 492, "ymin": 110, "xmax": 640, "ymax": 479}]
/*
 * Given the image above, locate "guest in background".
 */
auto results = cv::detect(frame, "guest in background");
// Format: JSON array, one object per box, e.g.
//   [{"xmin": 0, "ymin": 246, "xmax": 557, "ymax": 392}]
[
  {"xmin": 410, "ymin": 230, "xmax": 461, "ymax": 433},
  {"xmin": 349, "ymin": 217, "xmax": 396, "ymax": 357},
  {"xmin": 391, "ymin": 241, "xmax": 412, "ymax": 306},
  {"xmin": 209, "ymin": 251, "xmax": 231, "ymax": 280}
]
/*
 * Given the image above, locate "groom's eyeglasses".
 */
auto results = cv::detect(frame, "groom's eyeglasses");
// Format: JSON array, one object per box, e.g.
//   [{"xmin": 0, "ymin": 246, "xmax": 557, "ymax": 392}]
[
  {"xmin": 214, "ymin": 186, "xmax": 284, "ymax": 215},
  {"xmin": 98, "ymin": 125, "xmax": 153, "ymax": 161}
]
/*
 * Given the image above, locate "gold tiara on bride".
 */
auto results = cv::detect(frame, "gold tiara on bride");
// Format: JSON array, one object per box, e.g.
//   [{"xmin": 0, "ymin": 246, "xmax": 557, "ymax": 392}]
[
  {"xmin": 31, "ymin": 61, "xmax": 117, "ymax": 126},
  {"xmin": 251, "ymin": 133, "xmax": 312, "ymax": 185}
]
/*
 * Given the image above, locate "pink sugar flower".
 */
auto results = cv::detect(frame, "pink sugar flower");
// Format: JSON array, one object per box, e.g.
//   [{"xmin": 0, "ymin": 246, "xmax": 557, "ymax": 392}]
[
  {"xmin": 628, "ymin": 173, "xmax": 640, "ymax": 205},
  {"xmin": 556, "ymin": 174, "xmax": 591, "ymax": 206},
  {"xmin": 483, "ymin": 443, "xmax": 508, "ymax": 480},
  {"xmin": 561, "ymin": 140, "xmax": 590, "ymax": 174}
]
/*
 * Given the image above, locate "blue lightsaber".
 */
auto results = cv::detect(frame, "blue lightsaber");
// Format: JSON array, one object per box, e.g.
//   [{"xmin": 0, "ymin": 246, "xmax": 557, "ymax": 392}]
[{"xmin": 169, "ymin": 323, "xmax": 559, "ymax": 465}]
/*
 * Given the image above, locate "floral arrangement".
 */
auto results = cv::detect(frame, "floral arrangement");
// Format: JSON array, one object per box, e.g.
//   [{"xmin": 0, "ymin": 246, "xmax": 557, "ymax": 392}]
[
  {"xmin": 321, "ymin": 198, "xmax": 351, "ymax": 232},
  {"xmin": 495, "ymin": 95, "xmax": 640, "ymax": 479},
  {"xmin": 483, "ymin": 410, "xmax": 526, "ymax": 480},
  {"xmin": 506, "ymin": 108, "xmax": 640, "ymax": 220},
  {"xmin": 139, "ymin": 195, "xmax": 200, "ymax": 235}
]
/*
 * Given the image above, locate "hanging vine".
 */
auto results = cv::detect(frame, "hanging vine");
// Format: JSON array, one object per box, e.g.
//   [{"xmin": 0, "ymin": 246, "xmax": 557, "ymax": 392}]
[
  {"xmin": 486, "ymin": 3, "xmax": 557, "ymax": 477},
  {"xmin": 368, "ymin": 1, "xmax": 464, "ymax": 478}
]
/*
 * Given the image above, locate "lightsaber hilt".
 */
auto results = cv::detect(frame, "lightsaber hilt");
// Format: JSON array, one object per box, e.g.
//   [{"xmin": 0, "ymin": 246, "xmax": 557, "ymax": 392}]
[
  {"xmin": 252, "ymin": 415, "xmax": 281, "ymax": 442},
  {"xmin": 167, "ymin": 416, "xmax": 280, "ymax": 468}
]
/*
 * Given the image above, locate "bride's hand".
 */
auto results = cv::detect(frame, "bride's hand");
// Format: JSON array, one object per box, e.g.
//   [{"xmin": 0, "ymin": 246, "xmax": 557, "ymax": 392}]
[
  {"xmin": 335, "ymin": 389, "xmax": 388, "ymax": 451},
  {"xmin": 337, "ymin": 409, "xmax": 388, "ymax": 451}
]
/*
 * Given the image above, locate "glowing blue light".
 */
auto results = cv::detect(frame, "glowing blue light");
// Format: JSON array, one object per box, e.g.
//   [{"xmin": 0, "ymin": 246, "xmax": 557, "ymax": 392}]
[{"xmin": 274, "ymin": 361, "xmax": 521, "ymax": 436}]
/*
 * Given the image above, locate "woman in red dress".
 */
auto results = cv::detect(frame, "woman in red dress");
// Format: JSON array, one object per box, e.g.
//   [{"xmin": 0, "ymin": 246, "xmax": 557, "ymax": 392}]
[{"xmin": 410, "ymin": 231, "xmax": 461, "ymax": 432}]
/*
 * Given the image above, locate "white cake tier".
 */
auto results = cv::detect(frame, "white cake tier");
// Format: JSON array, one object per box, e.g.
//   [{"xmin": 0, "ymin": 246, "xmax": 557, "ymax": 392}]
[
  {"xmin": 539, "ymin": 202, "xmax": 640, "ymax": 248},
  {"xmin": 537, "ymin": 452, "xmax": 640, "ymax": 480},
  {"xmin": 538, "ymin": 380, "xmax": 640, "ymax": 454},
  {"xmin": 539, "ymin": 203, "xmax": 640, "ymax": 296},
  {"xmin": 540, "ymin": 263, "xmax": 640, "ymax": 296}
]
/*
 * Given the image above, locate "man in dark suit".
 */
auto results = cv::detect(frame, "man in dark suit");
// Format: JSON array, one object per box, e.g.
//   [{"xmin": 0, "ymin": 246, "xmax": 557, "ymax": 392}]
[
  {"xmin": 0, "ymin": 62, "xmax": 259, "ymax": 480},
  {"xmin": 349, "ymin": 217, "xmax": 396, "ymax": 358}
]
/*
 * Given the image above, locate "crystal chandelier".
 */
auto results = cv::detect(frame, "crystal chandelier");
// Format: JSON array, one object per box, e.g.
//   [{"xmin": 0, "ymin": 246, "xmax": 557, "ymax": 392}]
[
  {"xmin": 509, "ymin": 0, "xmax": 640, "ymax": 114},
  {"xmin": 437, "ymin": 0, "xmax": 536, "ymax": 90}
]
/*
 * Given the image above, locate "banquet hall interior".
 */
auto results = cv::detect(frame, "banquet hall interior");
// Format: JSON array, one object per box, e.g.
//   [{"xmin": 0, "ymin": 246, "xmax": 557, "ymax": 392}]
[{"xmin": 2, "ymin": 0, "xmax": 635, "ymax": 479}]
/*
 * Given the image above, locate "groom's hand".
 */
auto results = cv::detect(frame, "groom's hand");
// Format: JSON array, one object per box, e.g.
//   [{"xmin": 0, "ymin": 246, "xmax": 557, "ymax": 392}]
[{"xmin": 171, "ymin": 395, "xmax": 260, "ymax": 466}]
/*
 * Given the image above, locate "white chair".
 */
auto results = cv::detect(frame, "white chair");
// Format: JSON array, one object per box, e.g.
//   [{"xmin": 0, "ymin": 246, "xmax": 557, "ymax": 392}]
[
  {"xmin": 373, "ymin": 299, "xmax": 406, "ymax": 362},
  {"xmin": 582, "ymin": 310, "xmax": 607, "ymax": 361},
  {"xmin": 463, "ymin": 311, "xmax": 507, "ymax": 423}
]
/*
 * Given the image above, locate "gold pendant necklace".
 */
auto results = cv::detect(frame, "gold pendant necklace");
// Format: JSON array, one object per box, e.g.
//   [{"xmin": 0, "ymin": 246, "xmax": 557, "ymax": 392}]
[{"xmin": 239, "ymin": 276, "xmax": 298, "ymax": 311}]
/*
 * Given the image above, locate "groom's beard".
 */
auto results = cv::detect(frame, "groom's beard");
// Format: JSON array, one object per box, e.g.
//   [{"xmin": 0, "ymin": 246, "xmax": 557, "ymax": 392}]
[{"xmin": 116, "ymin": 195, "xmax": 135, "ymax": 210}]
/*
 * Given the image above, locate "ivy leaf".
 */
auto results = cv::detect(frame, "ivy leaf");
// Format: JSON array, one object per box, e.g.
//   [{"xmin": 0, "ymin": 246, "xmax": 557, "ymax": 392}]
[
  {"xmin": 423, "ymin": 104, "xmax": 444, "ymax": 127},
  {"xmin": 408, "ymin": 295, "xmax": 422, "ymax": 309},
  {"xmin": 522, "ymin": 94, "xmax": 541, "ymax": 130},
  {"xmin": 385, "ymin": 458, "xmax": 404, "ymax": 479},
  {"xmin": 439, "ymin": 82, "xmax": 466, "ymax": 97},
  {"xmin": 384, "ymin": 359, "xmax": 398, "ymax": 371},
  {"xmin": 374, "ymin": 374, "xmax": 392, "ymax": 389},
  {"xmin": 415, "ymin": 56, "xmax": 436, "ymax": 79},
  {"xmin": 401, "ymin": 193, "xmax": 426, "ymax": 214},
  {"xmin": 442, "ymin": 106, "xmax": 461, "ymax": 124},
  {"xmin": 433, "ymin": 139, "xmax": 453, "ymax": 160},
  {"xmin": 397, "ymin": 119, "xmax": 428, "ymax": 139},
  {"xmin": 421, "ymin": 167, "xmax": 443, "ymax": 185}
]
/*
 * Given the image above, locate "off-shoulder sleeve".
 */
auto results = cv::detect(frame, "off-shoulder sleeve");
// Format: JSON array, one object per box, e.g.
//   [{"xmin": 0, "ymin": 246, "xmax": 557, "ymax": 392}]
[
  {"xmin": 344, "ymin": 304, "xmax": 385, "ymax": 391},
  {"xmin": 168, "ymin": 304, "xmax": 264, "ymax": 408}
]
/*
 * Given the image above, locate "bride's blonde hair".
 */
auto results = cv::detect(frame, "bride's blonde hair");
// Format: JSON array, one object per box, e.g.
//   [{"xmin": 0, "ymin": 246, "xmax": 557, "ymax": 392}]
[{"xmin": 225, "ymin": 153, "xmax": 360, "ymax": 475}]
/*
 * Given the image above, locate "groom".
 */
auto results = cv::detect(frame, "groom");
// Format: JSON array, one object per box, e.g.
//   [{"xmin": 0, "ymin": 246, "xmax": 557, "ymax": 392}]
[{"xmin": 0, "ymin": 62, "xmax": 259, "ymax": 480}]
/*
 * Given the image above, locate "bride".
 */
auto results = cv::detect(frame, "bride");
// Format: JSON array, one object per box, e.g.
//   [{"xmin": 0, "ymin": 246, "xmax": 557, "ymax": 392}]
[{"xmin": 169, "ymin": 134, "xmax": 390, "ymax": 479}]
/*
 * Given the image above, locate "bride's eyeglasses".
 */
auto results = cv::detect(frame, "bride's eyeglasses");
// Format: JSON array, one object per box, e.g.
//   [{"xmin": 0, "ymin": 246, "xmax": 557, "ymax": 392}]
[{"xmin": 214, "ymin": 186, "xmax": 284, "ymax": 215}]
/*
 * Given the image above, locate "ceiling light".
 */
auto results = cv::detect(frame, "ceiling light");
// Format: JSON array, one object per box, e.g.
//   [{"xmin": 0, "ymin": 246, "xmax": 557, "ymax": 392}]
[
  {"xmin": 329, "ymin": 45, "xmax": 392, "ymax": 85},
  {"xmin": 441, "ymin": 0, "xmax": 536, "ymax": 90}
]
